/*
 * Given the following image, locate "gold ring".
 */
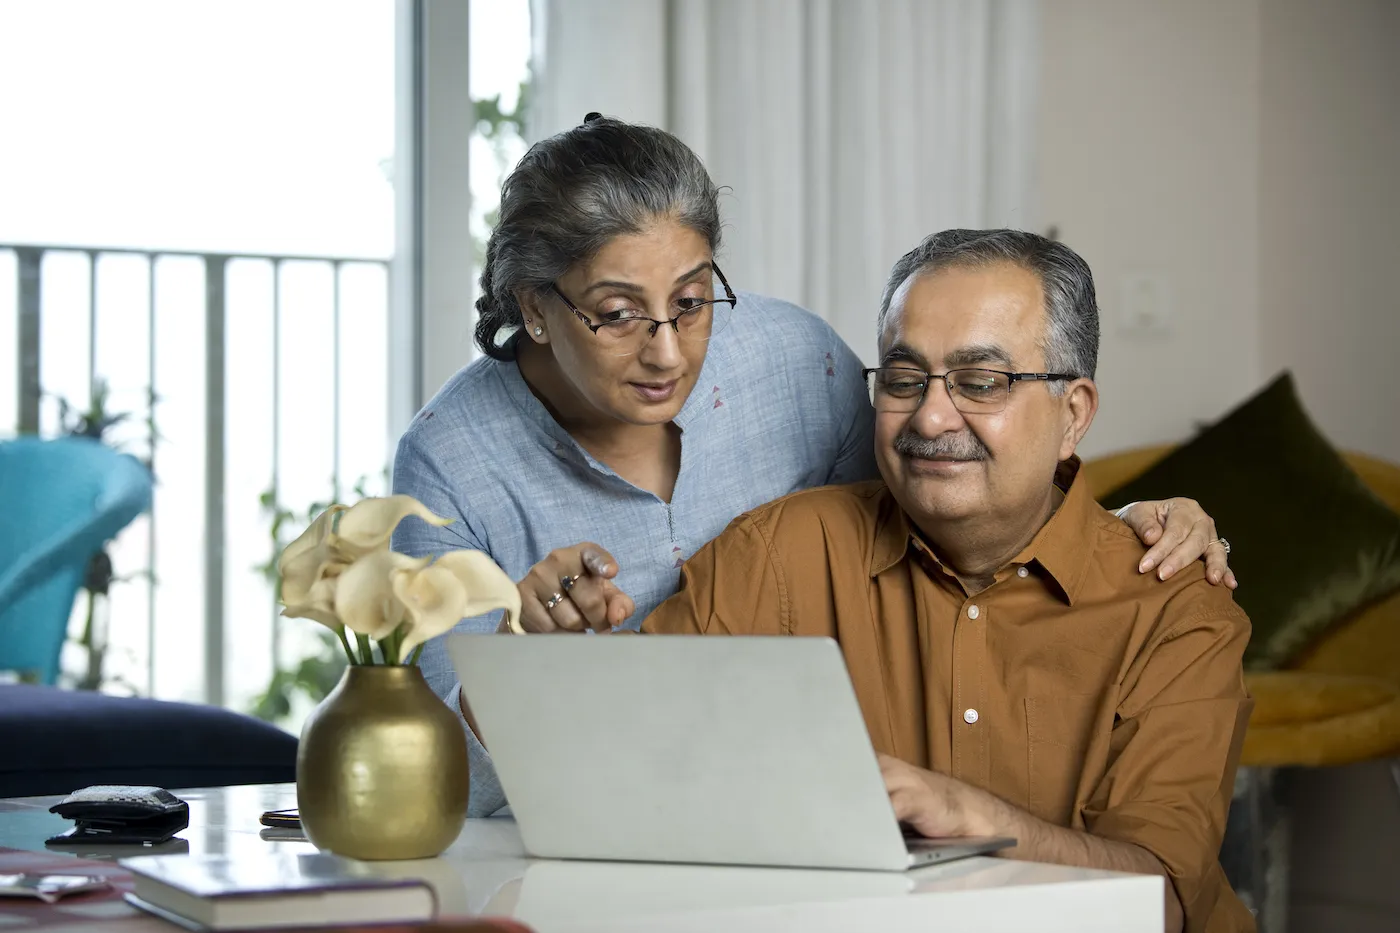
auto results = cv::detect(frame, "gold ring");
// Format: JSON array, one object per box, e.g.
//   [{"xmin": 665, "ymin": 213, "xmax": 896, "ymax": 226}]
[{"xmin": 544, "ymin": 592, "xmax": 567, "ymax": 610}]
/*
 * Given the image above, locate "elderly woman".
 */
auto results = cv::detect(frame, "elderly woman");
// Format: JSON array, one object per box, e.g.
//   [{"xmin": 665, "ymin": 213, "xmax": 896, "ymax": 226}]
[{"xmin": 392, "ymin": 115, "xmax": 1234, "ymax": 817}]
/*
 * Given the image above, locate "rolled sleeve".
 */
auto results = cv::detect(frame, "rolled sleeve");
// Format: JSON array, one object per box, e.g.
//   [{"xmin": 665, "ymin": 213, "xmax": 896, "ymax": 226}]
[{"xmin": 1081, "ymin": 605, "xmax": 1255, "ymax": 933}]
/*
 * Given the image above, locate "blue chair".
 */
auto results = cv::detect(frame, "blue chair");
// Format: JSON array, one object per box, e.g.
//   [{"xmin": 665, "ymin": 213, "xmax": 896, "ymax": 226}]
[{"xmin": 0, "ymin": 436, "xmax": 153, "ymax": 684}]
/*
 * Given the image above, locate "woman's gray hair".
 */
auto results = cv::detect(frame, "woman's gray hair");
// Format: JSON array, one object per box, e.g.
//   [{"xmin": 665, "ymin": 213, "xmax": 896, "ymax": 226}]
[
  {"xmin": 474, "ymin": 115, "xmax": 722, "ymax": 360},
  {"xmin": 877, "ymin": 229, "xmax": 1100, "ymax": 388}
]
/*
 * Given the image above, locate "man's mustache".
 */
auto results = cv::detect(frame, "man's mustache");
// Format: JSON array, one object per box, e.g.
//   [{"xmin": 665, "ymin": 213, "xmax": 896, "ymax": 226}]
[{"xmin": 893, "ymin": 429, "xmax": 989, "ymax": 461}]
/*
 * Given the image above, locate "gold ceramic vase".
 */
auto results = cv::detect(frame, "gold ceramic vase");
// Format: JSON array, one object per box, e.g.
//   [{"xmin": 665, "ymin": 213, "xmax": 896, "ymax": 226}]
[{"xmin": 297, "ymin": 664, "xmax": 469, "ymax": 860}]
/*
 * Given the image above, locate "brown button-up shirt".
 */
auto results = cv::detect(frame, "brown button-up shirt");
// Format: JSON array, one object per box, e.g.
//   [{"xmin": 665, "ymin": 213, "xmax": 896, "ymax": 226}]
[{"xmin": 644, "ymin": 459, "xmax": 1254, "ymax": 933}]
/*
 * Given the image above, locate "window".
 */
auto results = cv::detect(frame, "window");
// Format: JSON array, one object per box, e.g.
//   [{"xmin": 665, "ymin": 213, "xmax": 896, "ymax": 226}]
[{"xmin": 0, "ymin": 1, "xmax": 395, "ymax": 718}]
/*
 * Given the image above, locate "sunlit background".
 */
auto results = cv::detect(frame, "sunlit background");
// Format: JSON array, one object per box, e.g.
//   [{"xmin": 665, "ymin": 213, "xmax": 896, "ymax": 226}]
[{"xmin": 0, "ymin": 0, "xmax": 528, "ymax": 719}]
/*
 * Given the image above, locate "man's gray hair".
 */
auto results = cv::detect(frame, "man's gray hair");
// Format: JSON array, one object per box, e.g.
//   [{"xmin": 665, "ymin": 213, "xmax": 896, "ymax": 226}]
[{"xmin": 877, "ymin": 229, "xmax": 1100, "ymax": 388}]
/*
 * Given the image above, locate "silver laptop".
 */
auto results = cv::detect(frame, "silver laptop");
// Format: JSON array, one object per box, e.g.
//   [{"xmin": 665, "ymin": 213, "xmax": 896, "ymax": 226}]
[{"xmin": 449, "ymin": 634, "xmax": 1014, "ymax": 871}]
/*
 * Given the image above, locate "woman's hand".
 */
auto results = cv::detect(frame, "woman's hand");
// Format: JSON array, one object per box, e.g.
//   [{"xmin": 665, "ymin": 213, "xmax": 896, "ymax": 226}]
[
  {"xmin": 1119, "ymin": 499, "xmax": 1237, "ymax": 588},
  {"xmin": 511, "ymin": 542, "xmax": 636, "ymax": 633}
]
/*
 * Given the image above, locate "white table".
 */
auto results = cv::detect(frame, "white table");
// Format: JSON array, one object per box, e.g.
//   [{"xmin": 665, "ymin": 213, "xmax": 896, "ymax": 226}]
[{"xmin": 0, "ymin": 784, "xmax": 1163, "ymax": 932}]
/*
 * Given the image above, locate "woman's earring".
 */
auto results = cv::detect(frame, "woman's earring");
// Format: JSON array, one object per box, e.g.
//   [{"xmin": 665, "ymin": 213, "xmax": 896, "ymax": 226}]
[{"xmin": 533, "ymin": 326, "xmax": 543, "ymax": 337}]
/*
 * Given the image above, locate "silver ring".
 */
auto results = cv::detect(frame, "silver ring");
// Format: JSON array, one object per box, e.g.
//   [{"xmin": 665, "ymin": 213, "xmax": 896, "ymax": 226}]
[
  {"xmin": 1215, "ymin": 537, "xmax": 1231, "ymax": 555},
  {"xmin": 560, "ymin": 574, "xmax": 578, "ymax": 593},
  {"xmin": 544, "ymin": 592, "xmax": 567, "ymax": 610}
]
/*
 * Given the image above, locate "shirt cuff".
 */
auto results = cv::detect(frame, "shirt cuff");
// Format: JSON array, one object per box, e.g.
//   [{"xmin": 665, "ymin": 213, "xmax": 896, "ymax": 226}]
[
  {"xmin": 447, "ymin": 681, "xmax": 509, "ymax": 818},
  {"xmin": 1114, "ymin": 501, "xmax": 1140, "ymax": 521}
]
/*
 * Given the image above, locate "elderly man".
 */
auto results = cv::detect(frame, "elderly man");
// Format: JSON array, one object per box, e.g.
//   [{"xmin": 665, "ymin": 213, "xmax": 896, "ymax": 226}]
[{"xmin": 641, "ymin": 229, "xmax": 1252, "ymax": 933}]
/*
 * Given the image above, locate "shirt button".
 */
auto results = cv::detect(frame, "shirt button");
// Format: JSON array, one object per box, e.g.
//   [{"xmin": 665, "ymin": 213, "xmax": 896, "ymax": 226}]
[
  {"xmin": 967, "ymin": 605, "xmax": 980, "ymax": 620},
  {"xmin": 964, "ymin": 708, "xmax": 979, "ymax": 724},
  {"xmin": 1017, "ymin": 567, "xmax": 1029, "ymax": 578}
]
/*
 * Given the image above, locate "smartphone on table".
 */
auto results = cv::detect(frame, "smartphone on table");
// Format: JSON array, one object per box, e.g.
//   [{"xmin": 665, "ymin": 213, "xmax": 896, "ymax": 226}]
[{"xmin": 258, "ymin": 808, "xmax": 301, "ymax": 829}]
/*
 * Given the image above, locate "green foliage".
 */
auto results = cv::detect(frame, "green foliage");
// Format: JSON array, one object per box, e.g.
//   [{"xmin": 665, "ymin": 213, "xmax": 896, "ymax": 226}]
[
  {"xmin": 473, "ymin": 81, "xmax": 531, "ymax": 141},
  {"xmin": 250, "ymin": 469, "xmax": 385, "ymax": 724},
  {"xmin": 49, "ymin": 378, "xmax": 155, "ymax": 694},
  {"xmin": 470, "ymin": 84, "xmax": 529, "ymax": 272},
  {"xmin": 249, "ymin": 627, "xmax": 348, "ymax": 722}
]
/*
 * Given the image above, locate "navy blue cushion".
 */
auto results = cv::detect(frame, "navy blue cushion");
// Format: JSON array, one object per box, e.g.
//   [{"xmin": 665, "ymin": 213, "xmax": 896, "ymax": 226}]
[{"xmin": 0, "ymin": 685, "xmax": 297, "ymax": 797}]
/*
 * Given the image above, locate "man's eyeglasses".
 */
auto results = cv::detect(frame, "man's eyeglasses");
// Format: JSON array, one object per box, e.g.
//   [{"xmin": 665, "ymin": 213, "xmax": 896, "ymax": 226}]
[
  {"xmin": 862, "ymin": 367, "xmax": 1075, "ymax": 415},
  {"xmin": 550, "ymin": 262, "xmax": 738, "ymax": 357}
]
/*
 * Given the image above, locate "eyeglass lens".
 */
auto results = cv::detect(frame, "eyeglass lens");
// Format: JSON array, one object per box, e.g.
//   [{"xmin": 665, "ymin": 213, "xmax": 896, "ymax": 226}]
[
  {"xmin": 590, "ymin": 301, "xmax": 732, "ymax": 356},
  {"xmin": 867, "ymin": 368, "xmax": 1012, "ymax": 413}
]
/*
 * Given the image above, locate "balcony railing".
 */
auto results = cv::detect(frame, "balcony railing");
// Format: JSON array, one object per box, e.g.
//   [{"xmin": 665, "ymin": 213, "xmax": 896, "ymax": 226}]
[{"xmin": 1, "ymin": 243, "xmax": 393, "ymax": 711}]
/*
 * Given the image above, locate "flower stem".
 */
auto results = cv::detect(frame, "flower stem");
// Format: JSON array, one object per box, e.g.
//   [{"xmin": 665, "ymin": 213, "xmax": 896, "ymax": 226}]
[
  {"xmin": 381, "ymin": 626, "xmax": 401, "ymax": 665},
  {"xmin": 355, "ymin": 633, "xmax": 374, "ymax": 666},
  {"xmin": 408, "ymin": 644, "xmax": 425, "ymax": 666},
  {"xmin": 334, "ymin": 625, "xmax": 357, "ymax": 665}
]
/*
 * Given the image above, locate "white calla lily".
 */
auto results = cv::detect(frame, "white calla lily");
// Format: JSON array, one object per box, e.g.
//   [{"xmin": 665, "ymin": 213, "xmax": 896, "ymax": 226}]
[
  {"xmin": 274, "ymin": 494, "xmax": 518, "ymax": 667},
  {"xmin": 429, "ymin": 550, "xmax": 523, "ymax": 634},
  {"xmin": 278, "ymin": 504, "xmax": 347, "ymax": 570},
  {"xmin": 391, "ymin": 564, "xmax": 467, "ymax": 657},
  {"xmin": 330, "ymin": 495, "xmax": 453, "ymax": 558},
  {"xmin": 278, "ymin": 544, "xmax": 342, "ymax": 607},
  {"xmin": 282, "ymin": 576, "xmax": 343, "ymax": 631},
  {"xmin": 277, "ymin": 505, "xmax": 348, "ymax": 606},
  {"xmin": 393, "ymin": 550, "xmax": 523, "ymax": 656},
  {"xmin": 335, "ymin": 550, "xmax": 430, "ymax": 640}
]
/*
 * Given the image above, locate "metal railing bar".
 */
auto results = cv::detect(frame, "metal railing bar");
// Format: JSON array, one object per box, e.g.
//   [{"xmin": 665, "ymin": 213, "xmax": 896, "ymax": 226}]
[
  {"xmin": 271, "ymin": 258, "xmax": 282, "ymax": 673},
  {"xmin": 146, "ymin": 255, "xmax": 157, "ymax": 698},
  {"xmin": 0, "ymin": 242, "xmax": 387, "ymax": 267},
  {"xmin": 204, "ymin": 256, "xmax": 228, "ymax": 708},
  {"xmin": 332, "ymin": 261, "xmax": 342, "ymax": 501},
  {"xmin": 16, "ymin": 248, "xmax": 41, "ymax": 434},
  {"xmin": 87, "ymin": 251, "xmax": 98, "ymax": 395}
]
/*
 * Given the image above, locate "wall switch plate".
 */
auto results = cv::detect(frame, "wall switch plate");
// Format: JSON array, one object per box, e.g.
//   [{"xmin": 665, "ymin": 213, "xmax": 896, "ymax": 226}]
[{"xmin": 1119, "ymin": 274, "xmax": 1172, "ymax": 335}]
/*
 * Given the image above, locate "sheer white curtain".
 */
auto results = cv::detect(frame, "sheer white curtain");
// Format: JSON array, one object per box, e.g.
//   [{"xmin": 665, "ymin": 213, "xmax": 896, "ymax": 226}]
[{"xmin": 529, "ymin": 0, "xmax": 1041, "ymax": 366}]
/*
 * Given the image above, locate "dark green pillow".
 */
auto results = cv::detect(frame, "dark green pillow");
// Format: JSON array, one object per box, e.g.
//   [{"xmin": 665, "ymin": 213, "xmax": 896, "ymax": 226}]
[{"xmin": 1102, "ymin": 371, "xmax": 1400, "ymax": 671}]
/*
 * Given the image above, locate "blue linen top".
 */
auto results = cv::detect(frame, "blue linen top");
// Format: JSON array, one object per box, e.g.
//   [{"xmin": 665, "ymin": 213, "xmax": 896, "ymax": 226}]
[{"xmin": 391, "ymin": 292, "xmax": 877, "ymax": 816}]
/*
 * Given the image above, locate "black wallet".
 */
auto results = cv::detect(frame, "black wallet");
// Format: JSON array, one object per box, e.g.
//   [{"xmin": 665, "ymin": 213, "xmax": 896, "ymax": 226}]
[{"xmin": 46, "ymin": 785, "xmax": 190, "ymax": 845}]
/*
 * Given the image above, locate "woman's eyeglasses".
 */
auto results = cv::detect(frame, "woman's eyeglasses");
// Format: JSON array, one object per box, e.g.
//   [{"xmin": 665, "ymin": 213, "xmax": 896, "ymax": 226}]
[{"xmin": 549, "ymin": 262, "xmax": 738, "ymax": 357}]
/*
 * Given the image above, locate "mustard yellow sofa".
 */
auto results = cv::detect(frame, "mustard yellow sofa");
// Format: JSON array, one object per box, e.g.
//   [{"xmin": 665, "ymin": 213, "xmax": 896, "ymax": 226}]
[{"xmin": 1081, "ymin": 446, "xmax": 1400, "ymax": 768}]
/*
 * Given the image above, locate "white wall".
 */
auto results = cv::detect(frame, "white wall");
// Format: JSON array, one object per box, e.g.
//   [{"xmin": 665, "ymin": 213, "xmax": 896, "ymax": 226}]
[
  {"xmin": 1259, "ymin": 0, "xmax": 1400, "ymax": 463},
  {"xmin": 1040, "ymin": 0, "xmax": 1400, "ymax": 463},
  {"xmin": 1037, "ymin": 0, "xmax": 1262, "ymax": 460}
]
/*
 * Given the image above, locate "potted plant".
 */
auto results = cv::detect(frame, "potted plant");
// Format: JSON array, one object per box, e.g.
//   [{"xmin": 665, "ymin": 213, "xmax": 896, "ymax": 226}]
[{"xmin": 278, "ymin": 495, "xmax": 520, "ymax": 860}]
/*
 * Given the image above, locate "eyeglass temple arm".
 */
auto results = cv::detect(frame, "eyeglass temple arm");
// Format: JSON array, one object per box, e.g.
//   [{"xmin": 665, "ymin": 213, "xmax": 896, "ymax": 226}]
[
  {"xmin": 711, "ymin": 262, "xmax": 737, "ymax": 302},
  {"xmin": 1009, "ymin": 372, "xmax": 1072, "ymax": 383}
]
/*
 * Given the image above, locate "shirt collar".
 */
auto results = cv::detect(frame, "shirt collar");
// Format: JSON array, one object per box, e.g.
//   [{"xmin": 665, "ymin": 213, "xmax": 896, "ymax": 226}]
[
  {"xmin": 868, "ymin": 456, "xmax": 1098, "ymax": 605},
  {"xmin": 492, "ymin": 358, "xmax": 578, "ymax": 451},
  {"xmin": 1007, "ymin": 457, "xmax": 1097, "ymax": 604},
  {"xmin": 870, "ymin": 491, "xmax": 914, "ymax": 577}
]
